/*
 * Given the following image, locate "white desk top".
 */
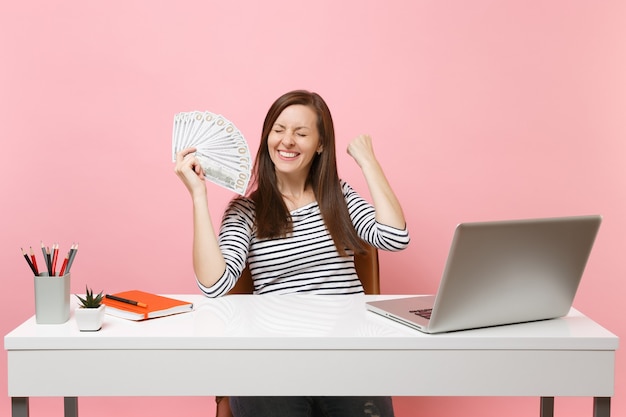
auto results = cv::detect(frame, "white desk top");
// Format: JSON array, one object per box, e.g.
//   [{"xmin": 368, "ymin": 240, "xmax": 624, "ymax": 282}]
[{"xmin": 5, "ymin": 294, "xmax": 618, "ymax": 351}]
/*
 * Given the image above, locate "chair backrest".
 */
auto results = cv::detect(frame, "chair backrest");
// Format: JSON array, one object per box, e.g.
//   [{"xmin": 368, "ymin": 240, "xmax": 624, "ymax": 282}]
[{"xmin": 227, "ymin": 244, "xmax": 380, "ymax": 295}]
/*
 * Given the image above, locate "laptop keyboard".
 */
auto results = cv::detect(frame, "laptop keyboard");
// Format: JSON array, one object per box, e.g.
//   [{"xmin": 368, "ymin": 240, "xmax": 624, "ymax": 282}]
[{"xmin": 409, "ymin": 308, "xmax": 432, "ymax": 319}]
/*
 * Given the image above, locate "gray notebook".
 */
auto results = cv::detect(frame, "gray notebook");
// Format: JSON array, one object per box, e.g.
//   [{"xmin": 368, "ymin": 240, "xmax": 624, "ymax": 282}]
[{"xmin": 366, "ymin": 215, "xmax": 601, "ymax": 333}]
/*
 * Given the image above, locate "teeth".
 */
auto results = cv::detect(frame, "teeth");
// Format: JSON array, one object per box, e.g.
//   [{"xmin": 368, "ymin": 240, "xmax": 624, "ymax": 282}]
[{"xmin": 279, "ymin": 151, "xmax": 298, "ymax": 158}]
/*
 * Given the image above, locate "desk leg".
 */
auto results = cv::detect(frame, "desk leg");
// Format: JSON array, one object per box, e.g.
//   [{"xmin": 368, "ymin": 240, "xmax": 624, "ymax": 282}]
[
  {"xmin": 540, "ymin": 397, "xmax": 554, "ymax": 417},
  {"xmin": 594, "ymin": 397, "xmax": 610, "ymax": 417},
  {"xmin": 11, "ymin": 397, "xmax": 29, "ymax": 417},
  {"xmin": 64, "ymin": 397, "xmax": 78, "ymax": 417}
]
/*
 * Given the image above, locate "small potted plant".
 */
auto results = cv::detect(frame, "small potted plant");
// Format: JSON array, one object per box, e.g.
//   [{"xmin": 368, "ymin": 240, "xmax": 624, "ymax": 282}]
[{"xmin": 74, "ymin": 286, "xmax": 105, "ymax": 331}]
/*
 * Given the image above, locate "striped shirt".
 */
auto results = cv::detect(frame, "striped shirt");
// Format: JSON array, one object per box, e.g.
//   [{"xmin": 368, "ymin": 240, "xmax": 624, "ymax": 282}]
[{"xmin": 197, "ymin": 181, "xmax": 410, "ymax": 297}]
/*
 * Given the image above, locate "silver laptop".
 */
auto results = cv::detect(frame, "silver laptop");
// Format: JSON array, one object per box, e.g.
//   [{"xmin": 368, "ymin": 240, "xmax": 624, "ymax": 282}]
[{"xmin": 366, "ymin": 215, "xmax": 602, "ymax": 333}]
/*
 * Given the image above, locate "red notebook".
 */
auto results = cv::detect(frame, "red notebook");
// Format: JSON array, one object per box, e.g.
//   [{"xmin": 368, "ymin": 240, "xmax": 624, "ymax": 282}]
[{"xmin": 102, "ymin": 290, "xmax": 193, "ymax": 321}]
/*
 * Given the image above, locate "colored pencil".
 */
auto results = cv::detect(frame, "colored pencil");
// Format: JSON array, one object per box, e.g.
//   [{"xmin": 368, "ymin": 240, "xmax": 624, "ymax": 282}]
[
  {"xmin": 45, "ymin": 246, "xmax": 52, "ymax": 275},
  {"xmin": 29, "ymin": 246, "xmax": 39, "ymax": 275},
  {"xmin": 51, "ymin": 243, "xmax": 59, "ymax": 276},
  {"xmin": 41, "ymin": 242, "xmax": 50, "ymax": 275},
  {"xmin": 59, "ymin": 253, "xmax": 69, "ymax": 276},
  {"xmin": 105, "ymin": 294, "xmax": 148, "ymax": 308},
  {"xmin": 21, "ymin": 248, "xmax": 38, "ymax": 275},
  {"xmin": 66, "ymin": 243, "xmax": 79, "ymax": 273}
]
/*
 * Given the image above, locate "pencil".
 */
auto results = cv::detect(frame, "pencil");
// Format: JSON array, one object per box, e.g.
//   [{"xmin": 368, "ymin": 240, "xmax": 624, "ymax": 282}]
[
  {"xmin": 46, "ymin": 246, "xmax": 52, "ymax": 275},
  {"xmin": 21, "ymin": 248, "xmax": 38, "ymax": 275},
  {"xmin": 59, "ymin": 253, "xmax": 69, "ymax": 276},
  {"xmin": 66, "ymin": 243, "xmax": 78, "ymax": 273},
  {"xmin": 51, "ymin": 243, "xmax": 59, "ymax": 276},
  {"xmin": 41, "ymin": 242, "xmax": 51, "ymax": 275},
  {"xmin": 105, "ymin": 294, "xmax": 148, "ymax": 308},
  {"xmin": 29, "ymin": 246, "xmax": 39, "ymax": 275}
]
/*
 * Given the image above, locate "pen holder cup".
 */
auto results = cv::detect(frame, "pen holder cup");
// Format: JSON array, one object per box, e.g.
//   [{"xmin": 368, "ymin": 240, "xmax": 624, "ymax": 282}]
[{"xmin": 34, "ymin": 273, "xmax": 71, "ymax": 324}]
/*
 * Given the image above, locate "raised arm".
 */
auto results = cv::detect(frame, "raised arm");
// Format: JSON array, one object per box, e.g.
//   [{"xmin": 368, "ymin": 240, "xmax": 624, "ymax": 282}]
[
  {"xmin": 174, "ymin": 148, "xmax": 226, "ymax": 287},
  {"xmin": 347, "ymin": 134, "xmax": 406, "ymax": 230}
]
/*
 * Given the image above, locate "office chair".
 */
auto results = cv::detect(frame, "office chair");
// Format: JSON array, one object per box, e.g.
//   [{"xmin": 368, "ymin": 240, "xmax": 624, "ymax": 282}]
[{"xmin": 215, "ymin": 244, "xmax": 380, "ymax": 417}]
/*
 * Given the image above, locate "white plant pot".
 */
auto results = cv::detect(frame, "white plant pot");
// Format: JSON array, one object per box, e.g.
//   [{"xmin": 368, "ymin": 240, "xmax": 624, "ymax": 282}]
[{"xmin": 75, "ymin": 304, "xmax": 105, "ymax": 331}]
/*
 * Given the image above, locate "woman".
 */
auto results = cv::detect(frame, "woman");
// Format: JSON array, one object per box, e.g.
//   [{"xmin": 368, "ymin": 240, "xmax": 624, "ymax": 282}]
[{"xmin": 175, "ymin": 90, "xmax": 410, "ymax": 417}]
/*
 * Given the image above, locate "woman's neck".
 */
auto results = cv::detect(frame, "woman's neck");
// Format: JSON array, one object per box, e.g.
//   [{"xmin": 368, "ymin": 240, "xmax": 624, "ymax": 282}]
[{"xmin": 277, "ymin": 178, "xmax": 316, "ymax": 211}]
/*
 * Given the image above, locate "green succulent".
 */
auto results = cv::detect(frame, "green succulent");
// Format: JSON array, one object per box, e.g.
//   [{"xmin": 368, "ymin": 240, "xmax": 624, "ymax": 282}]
[{"xmin": 75, "ymin": 286, "xmax": 104, "ymax": 308}]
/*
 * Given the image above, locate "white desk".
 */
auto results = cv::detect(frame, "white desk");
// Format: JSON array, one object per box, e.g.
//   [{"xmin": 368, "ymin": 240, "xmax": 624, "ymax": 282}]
[{"xmin": 5, "ymin": 294, "xmax": 619, "ymax": 417}]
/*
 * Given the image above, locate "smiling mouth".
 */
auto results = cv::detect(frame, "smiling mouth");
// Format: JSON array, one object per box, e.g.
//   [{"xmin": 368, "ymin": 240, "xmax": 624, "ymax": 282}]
[{"xmin": 278, "ymin": 150, "xmax": 299, "ymax": 158}]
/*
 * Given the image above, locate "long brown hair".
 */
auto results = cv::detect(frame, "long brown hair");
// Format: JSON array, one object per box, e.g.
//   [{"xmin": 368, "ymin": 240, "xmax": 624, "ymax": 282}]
[{"xmin": 249, "ymin": 90, "xmax": 365, "ymax": 256}]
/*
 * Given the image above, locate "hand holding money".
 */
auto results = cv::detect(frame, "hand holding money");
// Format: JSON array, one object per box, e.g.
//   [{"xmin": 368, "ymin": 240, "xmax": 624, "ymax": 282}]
[{"xmin": 174, "ymin": 147, "xmax": 207, "ymax": 197}]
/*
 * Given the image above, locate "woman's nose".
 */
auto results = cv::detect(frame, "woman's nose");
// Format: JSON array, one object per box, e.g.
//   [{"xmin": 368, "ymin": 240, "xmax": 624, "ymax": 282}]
[{"xmin": 281, "ymin": 131, "xmax": 295, "ymax": 146}]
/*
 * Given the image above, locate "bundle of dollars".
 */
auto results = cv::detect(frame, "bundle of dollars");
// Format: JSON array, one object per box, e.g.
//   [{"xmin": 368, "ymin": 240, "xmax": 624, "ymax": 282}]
[{"xmin": 172, "ymin": 111, "xmax": 251, "ymax": 195}]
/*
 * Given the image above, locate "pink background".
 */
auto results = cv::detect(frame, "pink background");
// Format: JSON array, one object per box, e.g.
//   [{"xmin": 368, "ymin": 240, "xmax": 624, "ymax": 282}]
[{"xmin": 1, "ymin": 1, "xmax": 624, "ymax": 416}]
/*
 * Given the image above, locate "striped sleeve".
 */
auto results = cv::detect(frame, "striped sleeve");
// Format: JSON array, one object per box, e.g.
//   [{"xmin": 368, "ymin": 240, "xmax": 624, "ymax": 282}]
[
  {"xmin": 342, "ymin": 180, "xmax": 410, "ymax": 251},
  {"xmin": 196, "ymin": 197, "xmax": 255, "ymax": 298}
]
